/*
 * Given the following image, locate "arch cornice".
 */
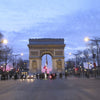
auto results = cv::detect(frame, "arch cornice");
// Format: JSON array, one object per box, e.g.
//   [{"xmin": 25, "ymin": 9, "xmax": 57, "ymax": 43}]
[{"xmin": 28, "ymin": 44, "xmax": 65, "ymax": 49}]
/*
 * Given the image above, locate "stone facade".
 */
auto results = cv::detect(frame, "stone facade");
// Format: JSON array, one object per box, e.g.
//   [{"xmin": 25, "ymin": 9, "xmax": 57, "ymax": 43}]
[{"xmin": 28, "ymin": 38, "xmax": 65, "ymax": 73}]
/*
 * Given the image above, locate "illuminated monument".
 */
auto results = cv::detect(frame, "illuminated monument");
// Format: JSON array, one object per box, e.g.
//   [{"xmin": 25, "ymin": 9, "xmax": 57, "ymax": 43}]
[{"xmin": 28, "ymin": 38, "xmax": 65, "ymax": 73}]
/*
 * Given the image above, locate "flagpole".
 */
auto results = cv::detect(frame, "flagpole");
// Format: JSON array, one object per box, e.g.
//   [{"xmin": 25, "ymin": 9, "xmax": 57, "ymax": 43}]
[
  {"xmin": 46, "ymin": 54, "xmax": 47, "ymax": 63},
  {"xmin": 44, "ymin": 54, "xmax": 47, "ymax": 79},
  {"xmin": 45, "ymin": 54, "xmax": 47, "ymax": 73}
]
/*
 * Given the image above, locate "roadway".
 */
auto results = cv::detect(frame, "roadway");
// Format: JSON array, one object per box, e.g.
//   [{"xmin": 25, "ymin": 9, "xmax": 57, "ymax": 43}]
[{"xmin": 0, "ymin": 77, "xmax": 100, "ymax": 100}]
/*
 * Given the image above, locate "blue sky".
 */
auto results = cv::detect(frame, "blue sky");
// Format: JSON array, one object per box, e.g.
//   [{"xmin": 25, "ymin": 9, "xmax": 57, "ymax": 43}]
[{"xmin": 0, "ymin": 0, "xmax": 100, "ymax": 61}]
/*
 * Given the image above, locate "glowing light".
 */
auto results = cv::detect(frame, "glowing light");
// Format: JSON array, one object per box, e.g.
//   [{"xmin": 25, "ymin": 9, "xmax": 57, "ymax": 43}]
[
  {"xmin": 1, "ymin": 66, "xmax": 3, "ymax": 68},
  {"xmin": 84, "ymin": 37, "xmax": 90, "ymax": 42},
  {"xmin": 42, "ymin": 67, "xmax": 52, "ymax": 73},
  {"xmin": 31, "ymin": 75, "xmax": 33, "ymax": 78},
  {"xmin": 2, "ymin": 39, "xmax": 8, "ymax": 44},
  {"xmin": 69, "ymin": 52, "xmax": 72, "ymax": 55},
  {"xmin": 75, "ymin": 68, "xmax": 79, "ymax": 71},
  {"xmin": 21, "ymin": 53, "xmax": 24, "ymax": 56},
  {"xmin": 84, "ymin": 69, "xmax": 87, "ymax": 71},
  {"xmin": 31, "ymin": 79, "xmax": 34, "ymax": 82},
  {"xmin": 26, "ymin": 79, "xmax": 34, "ymax": 82},
  {"xmin": 19, "ymin": 79, "xmax": 23, "ymax": 82},
  {"xmin": 49, "ymin": 75, "xmax": 52, "ymax": 79},
  {"xmin": 27, "ymin": 79, "xmax": 30, "ymax": 83}
]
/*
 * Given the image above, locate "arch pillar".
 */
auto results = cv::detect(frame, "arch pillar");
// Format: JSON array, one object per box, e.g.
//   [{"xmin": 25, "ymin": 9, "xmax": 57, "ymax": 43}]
[{"xmin": 52, "ymin": 57, "xmax": 65, "ymax": 73}]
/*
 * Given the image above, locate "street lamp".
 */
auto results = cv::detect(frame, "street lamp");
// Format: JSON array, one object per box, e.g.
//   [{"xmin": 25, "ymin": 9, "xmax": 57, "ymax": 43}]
[
  {"xmin": 13, "ymin": 53, "xmax": 24, "ymax": 57},
  {"xmin": 0, "ymin": 39, "xmax": 8, "ymax": 71},
  {"xmin": 69, "ymin": 52, "xmax": 72, "ymax": 55},
  {"xmin": 67, "ymin": 52, "xmax": 77, "ymax": 68},
  {"xmin": 21, "ymin": 53, "xmax": 24, "ymax": 56},
  {"xmin": 0, "ymin": 39, "xmax": 8, "ymax": 44},
  {"xmin": 13, "ymin": 53, "xmax": 24, "ymax": 69},
  {"xmin": 84, "ymin": 37, "xmax": 90, "ymax": 42},
  {"xmin": 84, "ymin": 37, "xmax": 100, "ymax": 77},
  {"xmin": 84, "ymin": 37, "xmax": 100, "ymax": 66},
  {"xmin": 73, "ymin": 53, "xmax": 79, "ymax": 68},
  {"xmin": 2, "ymin": 39, "xmax": 8, "ymax": 44}
]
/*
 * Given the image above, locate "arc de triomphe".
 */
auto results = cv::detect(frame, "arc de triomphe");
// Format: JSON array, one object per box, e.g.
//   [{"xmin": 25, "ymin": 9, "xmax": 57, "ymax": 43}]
[{"xmin": 28, "ymin": 38, "xmax": 65, "ymax": 73}]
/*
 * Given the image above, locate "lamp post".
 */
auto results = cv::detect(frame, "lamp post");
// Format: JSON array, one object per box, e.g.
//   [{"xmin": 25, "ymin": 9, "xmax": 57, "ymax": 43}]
[
  {"xmin": 67, "ymin": 52, "xmax": 75, "ymax": 75},
  {"xmin": 84, "ymin": 37, "xmax": 100, "ymax": 67},
  {"xmin": 84, "ymin": 37, "xmax": 100, "ymax": 77},
  {"xmin": 2, "ymin": 39, "xmax": 8, "ymax": 44},
  {"xmin": 0, "ymin": 39, "xmax": 8, "ymax": 44},
  {"xmin": 73, "ymin": 53, "xmax": 79, "ymax": 68},
  {"xmin": 0, "ymin": 39, "xmax": 8, "ymax": 71},
  {"xmin": 67, "ymin": 52, "xmax": 77, "ymax": 69},
  {"xmin": 13, "ymin": 53, "xmax": 24, "ymax": 70}
]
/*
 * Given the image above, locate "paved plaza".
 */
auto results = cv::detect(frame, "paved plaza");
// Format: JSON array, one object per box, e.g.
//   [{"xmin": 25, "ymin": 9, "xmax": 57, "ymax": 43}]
[{"xmin": 0, "ymin": 77, "xmax": 100, "ymax": 100}]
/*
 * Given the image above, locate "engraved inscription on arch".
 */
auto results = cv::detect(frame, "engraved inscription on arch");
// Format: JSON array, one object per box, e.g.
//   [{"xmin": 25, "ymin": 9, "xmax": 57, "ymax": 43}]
[
  {"xmin": 55, "ymin": 51, "xmax": 63, "ymax": 56},
  {"xmin": 30, "ymin": 51, "xmax": 38, "ymax": 56}
]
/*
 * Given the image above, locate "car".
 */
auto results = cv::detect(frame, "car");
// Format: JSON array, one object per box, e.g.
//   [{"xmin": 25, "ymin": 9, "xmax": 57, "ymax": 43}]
[
  {"xmin": 27, "ymin": 75, "xmax": 34, "ymax": 79},
  {"xmin": 1, "ymin": 74, "xmax": 8, "ymax": 80}
]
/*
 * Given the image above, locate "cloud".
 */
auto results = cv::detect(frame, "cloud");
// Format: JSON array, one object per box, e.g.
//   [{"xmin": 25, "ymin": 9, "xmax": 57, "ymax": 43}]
[
  {"xmin": 22, "ymin": 10, "xmax": 100, "ymax": 45},
  {"xmin": 19, "ymin": 39, "xmax": 28, "ymax": 42},
  {"xmin": 1, "ymin": 9, "xmax": 100, "ymax": 60}
]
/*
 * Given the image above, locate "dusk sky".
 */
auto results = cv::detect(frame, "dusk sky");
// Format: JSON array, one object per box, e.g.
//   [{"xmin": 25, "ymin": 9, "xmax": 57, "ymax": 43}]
[{"xmin": 0, "ymin": 0, "xmax": 100, "ymax": 62}]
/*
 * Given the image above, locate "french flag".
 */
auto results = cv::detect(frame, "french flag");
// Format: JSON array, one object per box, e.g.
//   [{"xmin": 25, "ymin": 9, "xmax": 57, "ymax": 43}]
[{"xmin": 44, "ymin": 55, "xmax": 48, "ymax": 70}]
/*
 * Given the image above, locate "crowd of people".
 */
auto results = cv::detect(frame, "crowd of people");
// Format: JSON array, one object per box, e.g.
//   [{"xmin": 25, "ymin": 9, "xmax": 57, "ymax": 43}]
[
  {"xmin": 0, "ymin": 72, "xmax": 68, "ymax": 80},
  {"xmin": 33, "ymin": 72, "xmax": 68, "ymax": 80},
  {"xmin": 1, "ymin": 70, "xmax": 98, "ymax": 80}
]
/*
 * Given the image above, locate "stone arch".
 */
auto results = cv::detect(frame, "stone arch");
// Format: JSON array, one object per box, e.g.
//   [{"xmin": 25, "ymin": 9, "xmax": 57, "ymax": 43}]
[
  {"xmin": 28, "ymin": 38, "xmax": 65, "ymax": 73},
  {"xmin": 40, "ymin": 50, "xmax": 54, "ymax": 58}
]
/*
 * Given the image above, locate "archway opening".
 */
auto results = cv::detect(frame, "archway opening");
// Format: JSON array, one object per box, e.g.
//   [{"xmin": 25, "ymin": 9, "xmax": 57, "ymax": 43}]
[{"xmin": 41, "ymin": 54, "xmax": 52, "ymax": 73}]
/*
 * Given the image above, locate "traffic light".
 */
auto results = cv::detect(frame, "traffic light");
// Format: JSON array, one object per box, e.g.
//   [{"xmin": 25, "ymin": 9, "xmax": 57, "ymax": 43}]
[{"xmin": 93, "ymin": 63, "xmax": 96, "ymax": 67}]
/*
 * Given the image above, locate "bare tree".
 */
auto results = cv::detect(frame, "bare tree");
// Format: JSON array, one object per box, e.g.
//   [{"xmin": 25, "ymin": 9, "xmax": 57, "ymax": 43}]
[
  {"xmin": 2, "ymin": 46, "xmax": 13, "ymax": 71},
  {"xmin": 73, "ymin": 51, "xmax": 82, "ymax": 67},
  {"xmin": 88, "ymin": 37, "xmax": 100, "ymax": 66},
  {"xmin": 0, "ymin": 32, "xmax": 4, "ymax": 63},
  {"xmin": 83, "ymin": 49, "xmax": 89, "ymax": 61},
  {"xmin": 0, "ymin": 32, "xmax": 3, "ymax": 42},
  {"xmin": 17, "ymin": 58, "xmax": 24, "ymax": 71}
]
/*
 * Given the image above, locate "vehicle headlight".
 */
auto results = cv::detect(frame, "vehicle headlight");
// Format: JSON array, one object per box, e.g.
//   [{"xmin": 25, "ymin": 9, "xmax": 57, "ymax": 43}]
[
  {"xmin": 27, "ymin": 75, "xmax": 29, "ymax": 77},
  {"xmin": 31, "ymin": 75, "xmax": 33, "ymax": 77}
]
